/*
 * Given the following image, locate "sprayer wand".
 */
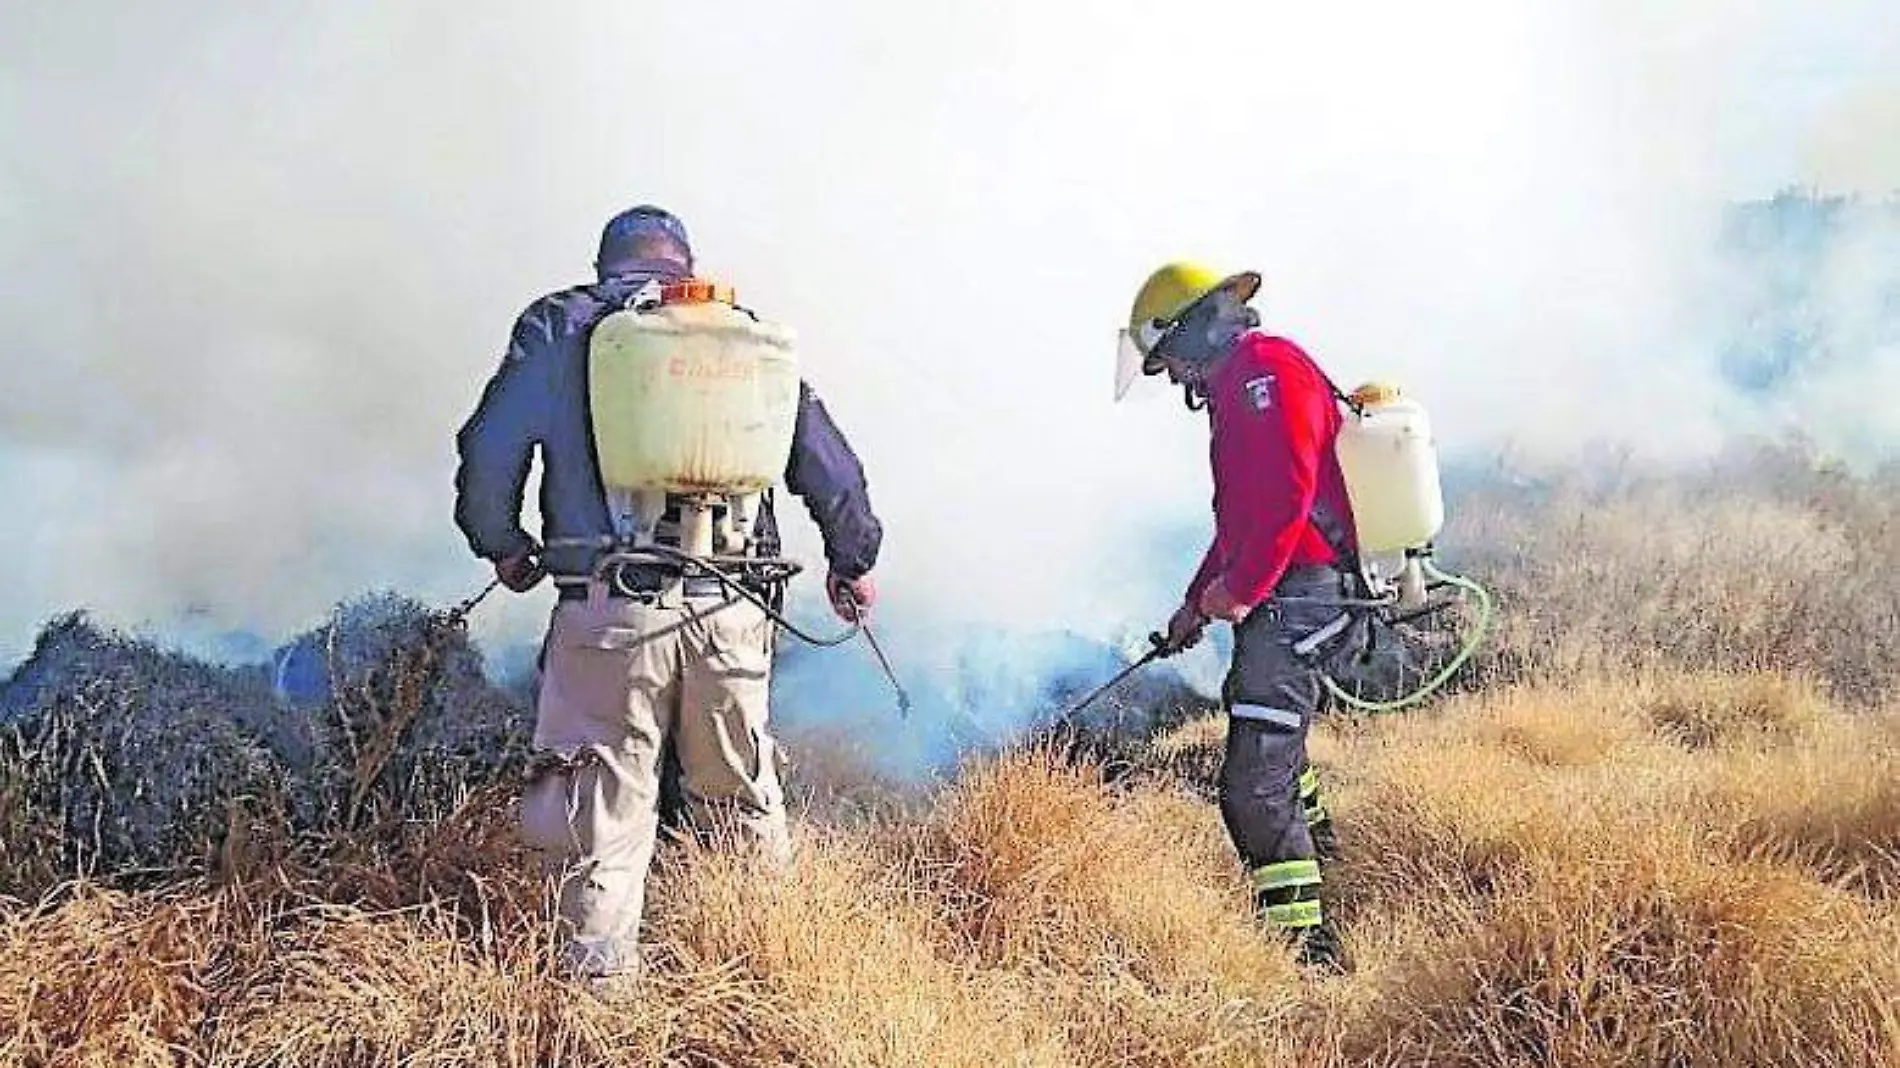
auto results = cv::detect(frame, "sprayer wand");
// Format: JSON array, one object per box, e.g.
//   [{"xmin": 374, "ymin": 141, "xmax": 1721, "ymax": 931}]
[
  {"xmin": 443, "ymin": 576, "xmax": 502, "ymax": 629},
  {"xmin": 1055, "ymin": 631, "xmax": 1171, "ymax": 726},
  {"xmin": 844, "ymin": 594, "xmax": 912, "ymax": 718}
]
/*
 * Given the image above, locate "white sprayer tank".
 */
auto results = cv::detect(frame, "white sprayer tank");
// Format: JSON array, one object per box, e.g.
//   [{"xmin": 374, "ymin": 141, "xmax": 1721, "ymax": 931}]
[
  {"xmin": 588, "ymin": 282, "xmax": 800, "ymax": 552},
  {"xmin": 1334, "ymin": 382, "xmax": 1445, "ymax": 556}
]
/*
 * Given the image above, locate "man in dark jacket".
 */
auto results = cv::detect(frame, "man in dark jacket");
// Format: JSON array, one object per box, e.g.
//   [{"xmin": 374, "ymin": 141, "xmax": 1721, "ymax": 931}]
[{"xmin": 453, "ymin": 205, "xmax": 882, "ymax": 985}]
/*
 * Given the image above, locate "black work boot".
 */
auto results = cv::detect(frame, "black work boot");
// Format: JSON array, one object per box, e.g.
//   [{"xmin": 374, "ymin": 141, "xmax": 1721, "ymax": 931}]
[
  {"xmin": 1292, "ymin": 918, "xmax": 1351, "ymax": 975},
  {"xmin": 1251, "ymin": 868, "xmax": 1350, "ymax": 975}
]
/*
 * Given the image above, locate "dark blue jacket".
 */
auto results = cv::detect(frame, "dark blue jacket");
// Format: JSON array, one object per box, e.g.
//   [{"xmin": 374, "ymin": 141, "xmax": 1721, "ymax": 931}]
[{"xmin": 454, "ymin": 267, "xmax": 883, "ymax": 581}]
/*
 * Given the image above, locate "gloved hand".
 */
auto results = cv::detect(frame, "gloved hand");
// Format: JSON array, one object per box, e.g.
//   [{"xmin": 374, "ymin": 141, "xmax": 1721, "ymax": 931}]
[
  {"xmin": 493, "ymin": 547, "xmax": 546, "ymax": 593},
  {"xmin": 1164, "ymin": 602, "xmax": 1208, "ymax": 653},
  {"xmin": 1198, "ymin": 577, "xmax": 1250, "ymax": 623},
  {"xmin": 827, "ymin": 571, "xmax": 877, "ymax": 622}
]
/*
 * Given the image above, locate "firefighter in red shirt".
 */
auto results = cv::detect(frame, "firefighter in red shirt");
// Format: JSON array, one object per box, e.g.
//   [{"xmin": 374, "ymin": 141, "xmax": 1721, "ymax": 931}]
[{"xmin": 1119, "ymin": 262, "xmax": 1362, "ymax": 972}]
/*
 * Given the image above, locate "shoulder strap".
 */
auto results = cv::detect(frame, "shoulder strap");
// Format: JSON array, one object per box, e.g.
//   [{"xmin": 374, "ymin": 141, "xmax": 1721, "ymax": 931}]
[
  {"xmin": 1305, "ymin": 356, "xmax": 1374, "ymax": 594},
  {"xmin": 1317, "ymin": 368, "xmax": 1365, "ymax": 417}
]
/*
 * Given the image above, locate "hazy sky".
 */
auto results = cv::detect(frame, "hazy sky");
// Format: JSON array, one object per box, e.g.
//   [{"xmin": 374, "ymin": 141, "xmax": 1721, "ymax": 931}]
[{"xmin": 2, "ymin": 0, "xmax": 1896, "ymax": 665}]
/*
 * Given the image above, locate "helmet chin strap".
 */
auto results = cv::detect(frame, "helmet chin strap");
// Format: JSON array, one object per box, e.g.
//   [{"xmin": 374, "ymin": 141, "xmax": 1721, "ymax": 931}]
[{"xmin": 1169, "ymin": 297, "xmax": 1257, "ymax": 411}]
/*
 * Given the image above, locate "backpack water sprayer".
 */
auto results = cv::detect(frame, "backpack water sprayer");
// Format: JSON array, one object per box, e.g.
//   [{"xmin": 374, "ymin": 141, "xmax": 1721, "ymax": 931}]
[
  {"xmin": 532, "ymin": 278, "xmax": 911, "ymax": 714},
  {"xmin": 1062, "ymin": 378, "xmax": 1494, "ymax": 724},
  {"xmin": 1321, "ymin": 381, "xmax": 1494, "ymax": 712}
]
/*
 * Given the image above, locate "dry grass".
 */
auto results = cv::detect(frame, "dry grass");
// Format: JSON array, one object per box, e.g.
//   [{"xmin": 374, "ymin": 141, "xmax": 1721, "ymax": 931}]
[
  {"xmin": 1314, "ymin": 677, "xmax": 1900, "ymax": 1067},
  {"xmin": 1692, "ymin": 714, "xmax": 1900, "ymax": 898},
  {"xmin": 0, "ymin": 888, "xmax": 230, "ymax": 1067},
  {"xmin": 1452, "ymin": 443, "xmax": 1900, "ymax": 704},
  {"xmin": 4, "ymin": 445, "xmax": 1899, "ymax": 1065},
  {"xmin": 911, "ymin": 754, "xmax": 1306, "ymax": 1067},
  {"xmin": 7, "ymin": 680, "xmax": 1896, "ymax": 1066},
  {"xmin": 1345, "ymin": 850, "xmax": 1899, "ymax": 1067}
]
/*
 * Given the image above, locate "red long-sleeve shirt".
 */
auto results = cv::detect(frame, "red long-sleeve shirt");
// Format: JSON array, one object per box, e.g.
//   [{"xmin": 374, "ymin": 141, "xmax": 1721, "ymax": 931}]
[{"xmin": 1184, "ymin": 332, "xmax": 1358, "ymax": 610}]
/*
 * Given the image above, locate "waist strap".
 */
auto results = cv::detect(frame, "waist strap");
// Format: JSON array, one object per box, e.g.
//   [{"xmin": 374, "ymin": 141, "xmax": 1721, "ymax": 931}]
[{"xmin": 555, "ymin": 562, "xmax": 728, "ymax": 601}]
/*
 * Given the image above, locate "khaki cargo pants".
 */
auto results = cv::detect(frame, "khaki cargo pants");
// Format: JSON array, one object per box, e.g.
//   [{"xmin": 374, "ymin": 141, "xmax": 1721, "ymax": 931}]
[{"xmin": 520, "ymin": 583, "xmax": 790, "ymax": 978}]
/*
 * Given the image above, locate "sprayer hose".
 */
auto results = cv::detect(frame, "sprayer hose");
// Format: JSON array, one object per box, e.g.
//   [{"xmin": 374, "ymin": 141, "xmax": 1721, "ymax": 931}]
[
  {"xmin": 591, "ymin": 544, "xmax": 865, "ymax": 648},
  {"xmin": 1321, "ymin": 559, "xmax": 1495, "ymax": 715},
  {"xmin": 452, "ymin": 538, "xmax": 911, "ymax": 715}
]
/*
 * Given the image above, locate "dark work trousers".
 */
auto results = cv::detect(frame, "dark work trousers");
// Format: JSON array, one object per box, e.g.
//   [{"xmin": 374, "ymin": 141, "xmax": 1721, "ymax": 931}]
[{"xmin": 1219, "ymin": 564, "xmax": 1358, "ymax": 931}]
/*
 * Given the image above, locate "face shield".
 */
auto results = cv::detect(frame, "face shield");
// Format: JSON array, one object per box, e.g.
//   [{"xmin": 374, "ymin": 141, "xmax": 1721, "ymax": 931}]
[{"xmin": 1114, "ymin": 315, "xmax": 1175, "ymax": 402}]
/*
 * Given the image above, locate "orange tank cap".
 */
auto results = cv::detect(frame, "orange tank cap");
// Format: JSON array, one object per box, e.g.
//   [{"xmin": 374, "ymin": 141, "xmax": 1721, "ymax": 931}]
[
  {"xmin": 1349, "ymin": 381, "xmax": 1402, "ymax": 407},
  {"xmin": 661, "ymin": 278, "xmax": 737, "ymax": 306}
]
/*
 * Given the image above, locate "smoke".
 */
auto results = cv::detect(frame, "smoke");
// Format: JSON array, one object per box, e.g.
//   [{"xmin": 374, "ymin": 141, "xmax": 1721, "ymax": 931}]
[
  {"xmin": 1705, "ymin": 193, "xmax": 1900, "ymax": 458},
  {"xmin": 3, "ymin": 2, "xmax": 1897, "ymax": 746}
]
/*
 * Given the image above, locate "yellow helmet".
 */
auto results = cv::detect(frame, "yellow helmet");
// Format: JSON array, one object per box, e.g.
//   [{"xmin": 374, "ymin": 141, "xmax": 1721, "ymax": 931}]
[{"xmin": 1116, "ymin": 261, "xmax": 1261, "ymax": 400}]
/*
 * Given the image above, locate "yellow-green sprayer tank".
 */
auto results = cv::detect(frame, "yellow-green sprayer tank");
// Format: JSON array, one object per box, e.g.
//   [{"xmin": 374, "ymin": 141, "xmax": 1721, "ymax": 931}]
[{"xmin": 588, "ymin": 285, "xmax": 800, "ymax": 495}]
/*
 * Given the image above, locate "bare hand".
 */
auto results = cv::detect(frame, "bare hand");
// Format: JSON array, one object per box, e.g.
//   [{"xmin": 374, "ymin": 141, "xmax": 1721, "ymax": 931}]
[
  {"xmin": 1164, "ymin": 602, "xmax": 1208, "ymax": 653},
  {"xmin": 828, "ymin": 572, "xmax": 877, "ymax": 622},
  {"xmin": 494, "ymin": 549, "xmax": 545, "ymax": 593}
]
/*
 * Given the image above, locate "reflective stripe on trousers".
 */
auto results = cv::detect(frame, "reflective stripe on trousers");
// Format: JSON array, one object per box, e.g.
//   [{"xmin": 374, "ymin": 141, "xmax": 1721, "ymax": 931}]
[{"xmin": 1232, "ymin": 703, "xmax": 1303, "ymax": 729}]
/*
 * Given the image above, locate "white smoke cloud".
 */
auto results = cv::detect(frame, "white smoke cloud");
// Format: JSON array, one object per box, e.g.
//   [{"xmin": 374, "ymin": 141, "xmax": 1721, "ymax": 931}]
[{"xmin": 1, "ymin": 0, "xmax": 1896, "ymax": 670}]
